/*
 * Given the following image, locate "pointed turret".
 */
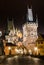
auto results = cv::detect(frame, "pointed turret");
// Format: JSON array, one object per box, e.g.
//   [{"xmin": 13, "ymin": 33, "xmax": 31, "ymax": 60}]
[{"xmin": 36, "ymin": 14, "xmax": 38, "ymax": 27}]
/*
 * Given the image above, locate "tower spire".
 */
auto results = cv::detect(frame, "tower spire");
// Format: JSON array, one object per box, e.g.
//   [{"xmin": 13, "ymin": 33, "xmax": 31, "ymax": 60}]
[{"xmin": 27, "ymin": 5, "xmax": 33, "ymax": 22}]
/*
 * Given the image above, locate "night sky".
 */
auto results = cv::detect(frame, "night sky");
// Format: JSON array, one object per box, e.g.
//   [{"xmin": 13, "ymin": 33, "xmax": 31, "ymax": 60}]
[{"xmin": 0, "ymin": 0, "xmax": 44, "ymax": 34}]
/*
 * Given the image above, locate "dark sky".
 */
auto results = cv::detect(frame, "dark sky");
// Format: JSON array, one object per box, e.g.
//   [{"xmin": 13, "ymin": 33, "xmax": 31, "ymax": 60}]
[
  {"xmin": 0, "ymin": 0, "xmax": 44, "ymax": 34},
  {"xmin": 32, "ymin": 0, "xmax": 44, "ymax": 34}
]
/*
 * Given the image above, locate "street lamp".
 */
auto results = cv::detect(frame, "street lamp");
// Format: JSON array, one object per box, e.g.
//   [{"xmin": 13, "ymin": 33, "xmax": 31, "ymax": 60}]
[{"xmin": 0, "ymin": 31, "xmax": 2, "ymax": 37}]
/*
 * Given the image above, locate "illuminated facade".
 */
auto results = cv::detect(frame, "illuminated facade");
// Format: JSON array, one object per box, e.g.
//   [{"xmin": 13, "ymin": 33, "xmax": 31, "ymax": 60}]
[
  {"xmin": 23, "ymin": 22, "xmax": 38, "ymax": 44},
  {"xmin": 5, "ymin": 29, "xmax": 22, "ymax": 44}
]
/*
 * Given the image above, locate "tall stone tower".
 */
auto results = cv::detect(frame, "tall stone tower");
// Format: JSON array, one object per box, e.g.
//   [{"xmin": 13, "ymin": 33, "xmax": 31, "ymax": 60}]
[{"xmin": 23, "ymin": 6, "xmax": 38, "ymax": 46}]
